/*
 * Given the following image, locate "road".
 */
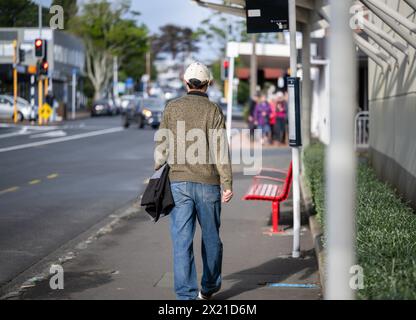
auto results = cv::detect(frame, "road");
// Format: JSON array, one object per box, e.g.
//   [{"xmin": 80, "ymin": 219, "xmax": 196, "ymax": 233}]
[{"xmin": 0, "ymin": 116, "xmax": 156, "ymax": 288}]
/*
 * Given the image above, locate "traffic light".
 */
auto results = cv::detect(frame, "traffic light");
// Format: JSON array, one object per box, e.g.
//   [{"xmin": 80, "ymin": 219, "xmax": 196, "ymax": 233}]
[
  {"xmin": 35, "ymin": 39, "xmax": 44, "ymax": 58},
  {"xmin": 38, "ymin": 59, "xmax": 49, "ymax": 76},
  {"xmin": 221, "ymin": 59, "xmax": 230, "ymax": 81},
  {"xmin": 18, "ymin": 48, "xmax": 25, "ymax": 64}
]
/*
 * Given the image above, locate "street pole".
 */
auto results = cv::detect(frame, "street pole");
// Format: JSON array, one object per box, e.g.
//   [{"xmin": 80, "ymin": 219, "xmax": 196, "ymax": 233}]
[
  {"xmin": 12, "ymin": 40, "xmax": 18, "ymax": 123},
  {"xmin": 250, "ymin": 34, "xmax": 258, "ymax": 98},
  {"xmin": 326, "ymin": 0, "xmax": 357, "ymax": 300},
  {"xmin": 72, "ymin": 70, "xmax": 76, "ymax": 120},
  {"xmin": 289, "ymin": 0, "xmax": 301, "ymax": 259},
  {"xmin": 301, "ymin": 22, "xmax": 312, "ymax": 148},
  {"xmin": 38, "ymin": 2, "xmax": 42, "ymax": 38},
  {"xmin": 226, "ymin": 56, "xmax": 235, "ymax": 143},
  {"xmin": 30, "ymin": 75, "xmax": 36, "ymax": 123},
  {"xmin": 113, "ymin": 56, "xmax": 119, "ymax": 99}
]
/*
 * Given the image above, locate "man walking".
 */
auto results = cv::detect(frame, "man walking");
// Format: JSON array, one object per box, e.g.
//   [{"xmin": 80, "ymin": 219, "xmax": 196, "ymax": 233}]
[{"xmin": 155, "ymin": 62, "xmax": 233, "ymax": 300}]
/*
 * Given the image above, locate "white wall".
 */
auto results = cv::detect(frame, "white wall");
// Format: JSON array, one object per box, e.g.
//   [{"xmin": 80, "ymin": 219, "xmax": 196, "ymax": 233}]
[{"xmin": 368, "ymin": 0, "xmax": 416, "ymax": 207}]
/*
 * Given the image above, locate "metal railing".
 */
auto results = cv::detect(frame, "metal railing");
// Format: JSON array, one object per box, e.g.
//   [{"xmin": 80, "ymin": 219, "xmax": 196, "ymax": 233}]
[{"xmin": 355, "ymin": 111, "xmax": 370, "ymax": 149}]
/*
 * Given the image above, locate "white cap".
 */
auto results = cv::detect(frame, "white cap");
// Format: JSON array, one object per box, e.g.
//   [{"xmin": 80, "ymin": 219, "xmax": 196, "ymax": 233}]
[{"xmin": 183, "ymin": 62, "xmax": 212, "ymax": 86}]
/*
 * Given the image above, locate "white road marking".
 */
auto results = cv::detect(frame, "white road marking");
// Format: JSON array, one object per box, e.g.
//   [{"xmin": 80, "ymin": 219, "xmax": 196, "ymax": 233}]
[
  {"xmin": 30, "ymin": 130, "xmax": 67, "ymax": 139},
  {"xmin": 0, "ymin": 127, "xmax": 124, "ymax": 153},
  {"xmin": 0, "ymin": 125, "xmax": 58, "ymax": 139}
]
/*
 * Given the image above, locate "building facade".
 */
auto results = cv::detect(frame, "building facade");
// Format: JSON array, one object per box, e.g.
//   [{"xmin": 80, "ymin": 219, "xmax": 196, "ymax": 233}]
[
  {"xmin": 368, "ymin": 0, "xmax": 416, "ymax": 208},
  {"xmin": 0, "ymin": 28, "xmax": 85, "ymax": 115}
]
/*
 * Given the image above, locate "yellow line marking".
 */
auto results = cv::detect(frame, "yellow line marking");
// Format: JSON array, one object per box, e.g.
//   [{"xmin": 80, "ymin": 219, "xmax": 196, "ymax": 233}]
[
  {"xmin": 47, "ymin": 173, "xmax": 59, "ymax": 179},
  {"xmin": 28, "ymin": 179, "xmax": 41, "ymax": 185},
  {"xmin": 0, "ymin": 186, "xmax": 19, "ymax": 195}
]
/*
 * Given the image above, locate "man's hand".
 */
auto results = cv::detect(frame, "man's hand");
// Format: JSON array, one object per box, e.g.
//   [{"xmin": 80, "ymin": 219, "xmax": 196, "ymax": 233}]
[{"xmin": 222, "ymin": 190, "xmax": 233, "ymax": 203}]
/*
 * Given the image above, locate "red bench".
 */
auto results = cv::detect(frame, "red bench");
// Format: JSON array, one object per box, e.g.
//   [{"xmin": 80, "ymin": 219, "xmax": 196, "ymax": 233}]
[{"xmin": 243, "ymin": 162, "xmax": 293, "ymax": 234}]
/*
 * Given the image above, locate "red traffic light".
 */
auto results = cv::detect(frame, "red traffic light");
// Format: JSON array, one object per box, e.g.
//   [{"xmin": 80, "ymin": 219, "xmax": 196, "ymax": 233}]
[
  {"xmin": 223, "ymin": 60, "xmax": 229, "ymax": 69},
  {"xmin": 35, "ymin": 39, "xmax": 43, "ymax": 48},
  {"xmin": 35, "ymin": 39, "xmax": 45, "ymax": 58},
  {"xmin": 42, "ymin": 61, "xmax": 48, "ymax": 70}
]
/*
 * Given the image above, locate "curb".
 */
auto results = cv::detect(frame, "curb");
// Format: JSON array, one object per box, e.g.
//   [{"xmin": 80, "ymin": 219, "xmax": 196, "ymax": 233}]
[{"xmin": 299, "ymin": 172, "xmax": 326, "ymax": 293}]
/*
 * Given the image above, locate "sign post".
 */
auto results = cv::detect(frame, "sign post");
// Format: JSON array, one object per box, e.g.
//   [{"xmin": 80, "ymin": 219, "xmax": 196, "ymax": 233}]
[
  {"xmin": 288, "ymin": 0, "xmax": 301, "ymax": 259},
  {"xmin": 72, "ymin": 69, "xmax": 76, "ymax": 120},
  {"xmin": 226, "ymin": 42, "xmax": 239, "ymax": 143}
]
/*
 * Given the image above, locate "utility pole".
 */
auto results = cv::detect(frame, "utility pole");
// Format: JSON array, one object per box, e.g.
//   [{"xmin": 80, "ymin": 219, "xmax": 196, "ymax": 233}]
[
  {"xmin": 289, "ymin": 0, "xmax": 301, "ymax": 259},
  {"xmin": 12, "ymin": 40, "xmax": 18, "ymax": 123},
  {"xmin": 326, "ymin": 0, "xmax": 357, "ymax": 300},
  {"xmin": 146, "ymin": 51, "xmax": 151, "ymax": 79}
]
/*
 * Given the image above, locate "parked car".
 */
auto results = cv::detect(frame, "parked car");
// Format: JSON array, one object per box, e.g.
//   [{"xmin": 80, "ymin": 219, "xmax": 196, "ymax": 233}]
[
  {"xmin": 0, "ymin": 95, "xmax": 37, "ymax": 121},
  {"xmin": 122, "ymin": 97, "xmax": 165, "ymax": 129},
  {"xmin": 91, "ymin": 98, "xmax": 117, "ymax": 116}
]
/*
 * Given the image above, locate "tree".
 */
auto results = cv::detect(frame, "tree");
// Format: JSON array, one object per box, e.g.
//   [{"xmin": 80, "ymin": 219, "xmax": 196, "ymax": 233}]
[
  {"xmin": 0, "ymin": 0, "xmax": 49, "ymax": 27},
  {"xmin": 152, "ymin": 24, "xmax": 199, "ymax": 61},
  {"xmin": 70, "ymin": 0, "xmax": 148, "ymax": 99}
]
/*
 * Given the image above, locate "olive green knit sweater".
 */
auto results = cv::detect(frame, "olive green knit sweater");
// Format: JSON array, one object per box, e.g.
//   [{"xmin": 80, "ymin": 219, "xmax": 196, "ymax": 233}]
[{"xmin": 154, "ymin": 91, "xmax": 233, "ymax": 191}]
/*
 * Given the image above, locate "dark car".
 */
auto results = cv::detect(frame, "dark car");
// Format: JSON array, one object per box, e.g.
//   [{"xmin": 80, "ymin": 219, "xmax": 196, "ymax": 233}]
[
  {"xmin": 91, "ymin": 99, "xmax": 117, "ymax": 116},
  {"xmin": 122, "ymin": 97, "xmax": 165, "ymax": 129}
]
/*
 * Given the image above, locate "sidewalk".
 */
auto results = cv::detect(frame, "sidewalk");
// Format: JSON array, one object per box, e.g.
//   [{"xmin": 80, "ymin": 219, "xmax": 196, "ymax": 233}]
[{"xmin": 14, "ymin": 145, "xmax": 321, "ymax": 300}]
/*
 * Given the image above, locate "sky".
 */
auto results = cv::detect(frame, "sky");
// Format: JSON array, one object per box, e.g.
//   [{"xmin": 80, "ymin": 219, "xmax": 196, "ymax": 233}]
[
  {"xmin": 37, "ymin": 0, "xmax": 218, "ymax": 60},
  {"xmin": 133, "ymin": 0, "xmax": 212, "ymax": 33},
  {"xmin": 38, "ymin": 0, "xmax": 212, "ymax": 33}
]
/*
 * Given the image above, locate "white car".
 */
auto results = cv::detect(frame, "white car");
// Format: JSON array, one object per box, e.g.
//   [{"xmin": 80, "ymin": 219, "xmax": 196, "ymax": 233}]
[{"xmin": 0, "ymin": 95, "xmax": 36, "ymax": 121}]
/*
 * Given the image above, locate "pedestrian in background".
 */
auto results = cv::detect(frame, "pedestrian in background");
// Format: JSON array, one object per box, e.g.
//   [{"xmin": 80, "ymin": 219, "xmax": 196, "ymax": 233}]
[
  {"xmin": 247, "ymin": 94, "xmax": 259, "ymax": 143},
  {"xmin": 154, "ymin": 62, "xmax": 233, "ymax": 301},
  {"xmin": 254, "ymin": 94, "xmax": 272, "ymax": 145},
  {"xmin": 269, "ymin": 95, "xmax": 279, "ymax": 145},
  {"xmin": 275, "ymin": 91, "xmax": 287, "ymax": 145}
]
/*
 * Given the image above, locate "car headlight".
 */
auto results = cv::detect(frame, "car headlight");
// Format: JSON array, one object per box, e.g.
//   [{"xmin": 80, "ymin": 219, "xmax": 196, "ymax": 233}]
[{"xmin": 142, "ymin": 108, "xmax": 152, "ymax": 118}]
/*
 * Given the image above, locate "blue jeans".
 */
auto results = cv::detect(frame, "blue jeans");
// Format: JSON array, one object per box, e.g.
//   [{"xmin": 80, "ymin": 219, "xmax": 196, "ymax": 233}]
[{"xmin": 170, "ymin": 182, "xmax": 223, "ymax": 300}]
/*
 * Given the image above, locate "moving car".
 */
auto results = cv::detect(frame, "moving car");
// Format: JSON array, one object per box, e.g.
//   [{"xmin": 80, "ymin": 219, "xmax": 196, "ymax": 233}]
[
  {"xmin": 122, "ymin": 97, "xmax": 165, "ymax": 129},
  {"xmin": 0, "ymin": 95, "xmax": 37, "ymax": 121},
  {"xmin": 91, "ymin": 98, "xmax": 117, "ymax": 116}
]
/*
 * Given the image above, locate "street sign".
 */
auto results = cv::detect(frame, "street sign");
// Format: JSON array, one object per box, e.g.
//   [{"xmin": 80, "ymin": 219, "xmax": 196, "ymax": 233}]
[
  {"xmin": 39, "ymin": 103, "xmax": 53, "ymax": 121},
  {"xmin": 246, "ymin": 0, "xmax": 289, "ymax": 33},
  {"xmin": 287, "ymin": 77, "xmax": 302, "ymax": 147},
  {"xmin": 126, "ymin": 77, "xmax": 134, "ymax": 89}
]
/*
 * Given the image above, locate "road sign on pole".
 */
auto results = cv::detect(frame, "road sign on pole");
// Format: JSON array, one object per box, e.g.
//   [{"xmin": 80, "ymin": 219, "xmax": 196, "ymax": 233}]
[
  {"xmin": 246, "ymin": 0, "xmax": 289, "ymax": 33},
  {"xmin": 39, "ymin": 103, "xmax": 53, "ymax": 121}
]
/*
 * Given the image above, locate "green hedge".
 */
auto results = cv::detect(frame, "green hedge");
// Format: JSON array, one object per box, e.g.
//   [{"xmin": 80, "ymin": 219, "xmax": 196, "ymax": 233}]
[{"xmin": 303, "ymin": 143, "xmax": 416, "ymax": 299}]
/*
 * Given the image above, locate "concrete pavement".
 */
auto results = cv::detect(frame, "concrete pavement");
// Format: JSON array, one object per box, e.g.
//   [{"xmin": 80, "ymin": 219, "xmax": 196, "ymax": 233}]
[{"xmin": 8, "ymin": 143, "xmax": 321, "ymax": 300}]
